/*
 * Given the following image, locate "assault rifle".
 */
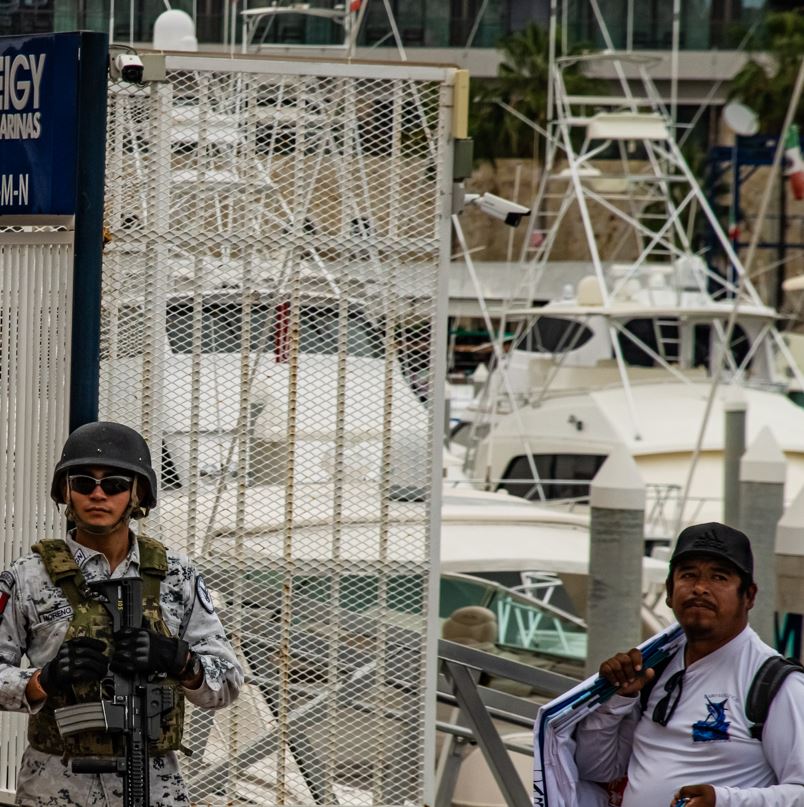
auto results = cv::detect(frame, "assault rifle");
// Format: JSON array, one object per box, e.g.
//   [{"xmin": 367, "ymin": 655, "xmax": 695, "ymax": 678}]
[{"xmin": 53, "ymin": 577, "xmax": 175, "ymax": 807}]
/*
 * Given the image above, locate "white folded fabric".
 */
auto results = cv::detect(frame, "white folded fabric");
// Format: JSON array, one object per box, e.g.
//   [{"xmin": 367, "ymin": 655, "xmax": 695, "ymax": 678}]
[{"xmin": 533, "ymin": 623, "xmax": 685, "ymax": 807}]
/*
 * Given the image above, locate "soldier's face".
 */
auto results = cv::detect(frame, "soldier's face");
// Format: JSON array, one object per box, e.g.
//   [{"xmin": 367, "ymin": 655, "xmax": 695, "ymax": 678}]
[{"xmin": 67, "ymin": 466, "xmax": 132, "ymax": 531}]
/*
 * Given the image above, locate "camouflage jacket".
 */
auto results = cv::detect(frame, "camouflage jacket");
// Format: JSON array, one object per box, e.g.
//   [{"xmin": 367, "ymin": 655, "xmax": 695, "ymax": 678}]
[{"xmin": 0, "ymin": 531, "xmax": 244, "ymax": 806}]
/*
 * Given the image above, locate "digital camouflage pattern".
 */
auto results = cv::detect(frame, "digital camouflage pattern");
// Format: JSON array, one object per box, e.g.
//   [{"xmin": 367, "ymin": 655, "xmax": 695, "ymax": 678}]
[
  {"xmin": 0, "ymin": 531, "xmax": 243, "ymax": 807},
  {"xmin": 28, "ymin": 537, "xmax": 185, "ymax": 757}
]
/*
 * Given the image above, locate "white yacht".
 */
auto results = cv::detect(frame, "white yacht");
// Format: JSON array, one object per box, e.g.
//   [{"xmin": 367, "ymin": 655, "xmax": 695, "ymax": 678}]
[
  {"xmin": 454, "ymin": 37, "xmax": 804, "ymax": 534},
  {"xmin": 457, "ymin": 270, "xmax": 804, "ymax": 529}
]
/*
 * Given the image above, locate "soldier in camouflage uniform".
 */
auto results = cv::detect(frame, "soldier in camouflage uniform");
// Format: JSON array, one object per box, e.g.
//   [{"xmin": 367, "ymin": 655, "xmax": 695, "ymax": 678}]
[{"xmin": 0, "ymin": 421, "xmax": 244, "ymax": 806}]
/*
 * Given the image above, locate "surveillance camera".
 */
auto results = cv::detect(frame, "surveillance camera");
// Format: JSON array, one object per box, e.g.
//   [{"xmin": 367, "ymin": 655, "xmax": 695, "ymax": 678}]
[
  {"xmin": 474, "ymin": 192, "xmax": 530, "ymax": 227},
  {"xmin": 111, "ymin": 53, "xmax": 144, "ymax": 83}
]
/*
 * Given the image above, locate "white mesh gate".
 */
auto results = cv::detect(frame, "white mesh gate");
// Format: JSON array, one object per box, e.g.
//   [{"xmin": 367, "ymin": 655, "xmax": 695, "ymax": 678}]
[
  {"xmin": 0, "ymin": 227, "xmax": 74, "ymax": 799},
  {"xmin": 100, "ymin": 54, "xmax": 455, "ymax": 806}
]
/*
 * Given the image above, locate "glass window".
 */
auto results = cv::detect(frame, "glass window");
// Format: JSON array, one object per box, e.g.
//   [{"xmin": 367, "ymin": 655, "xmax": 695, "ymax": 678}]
[
  {"xmin": 614, "ymin": 319, "xmax": 752, "ymax": 371},
  {"xmin": 166, "ymin": 300, "xmax": 274, "ymax": 354},
  {"xmin": 164, "ymin": 301, "xmax": 384, "ymax": 358},
  {"xmin": 564, "ymin": 0, "xmax": 767, "ymax": 51},
  {"xmin": 498, "ymin": 453, "xmax": 606, "ymax": 501},
  {"xmin": 693, "ymin": 323, "xmax": 751, "ymax": 370},
  {"xmin": 617, "ymin": 318, "xmax": 680, "ymax": 367},
  {"xmin": 524, "ymin": 316, "xmax": 594, "ymax": 353}
]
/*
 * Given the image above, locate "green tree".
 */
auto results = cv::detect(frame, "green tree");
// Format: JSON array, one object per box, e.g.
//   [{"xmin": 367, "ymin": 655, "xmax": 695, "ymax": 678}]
[
  {"xmin": 470, "ymin": 24, "xmax": 604, "ymax": 162},
  {"xmin": 729, "ymin": 10, "xmax": 804, "ymax": 133}
]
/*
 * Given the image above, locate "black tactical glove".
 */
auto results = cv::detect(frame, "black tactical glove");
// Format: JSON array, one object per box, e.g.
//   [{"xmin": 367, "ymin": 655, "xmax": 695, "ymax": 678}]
[
  {"xmin": 111, "ymin": 627, "xmax": 190, "ymax": 677},
  {"xmin": 39, "ymin": 637, "xmax": 109, "ymax": 696}
]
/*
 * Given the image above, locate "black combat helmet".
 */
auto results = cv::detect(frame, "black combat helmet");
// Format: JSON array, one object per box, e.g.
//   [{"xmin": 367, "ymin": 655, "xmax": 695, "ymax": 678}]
[{"xmin": 51, "ymin": 421, "xmax": 158, "ymax": 509}]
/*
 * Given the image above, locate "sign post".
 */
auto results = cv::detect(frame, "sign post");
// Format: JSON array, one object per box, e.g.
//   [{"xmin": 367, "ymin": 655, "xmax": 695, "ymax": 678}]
[{"xmin": 69, "ymin": 32, "xmax": 109, "ymax": 431}]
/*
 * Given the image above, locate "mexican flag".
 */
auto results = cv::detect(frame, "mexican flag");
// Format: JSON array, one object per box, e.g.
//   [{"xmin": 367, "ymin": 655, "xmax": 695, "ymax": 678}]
[{"xmin": 784, "ymin": 124, "xmax": 804, "ymax": 200}]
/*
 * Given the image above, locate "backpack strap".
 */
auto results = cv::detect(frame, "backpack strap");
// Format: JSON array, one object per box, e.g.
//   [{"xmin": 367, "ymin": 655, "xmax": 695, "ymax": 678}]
[
  {"xmin": 639, "ymin": 650, "xmax": 679, "ymax": 713},
  {"xmin": 746, "ymin": 655, "xmax": 804, "ymax": 741}
]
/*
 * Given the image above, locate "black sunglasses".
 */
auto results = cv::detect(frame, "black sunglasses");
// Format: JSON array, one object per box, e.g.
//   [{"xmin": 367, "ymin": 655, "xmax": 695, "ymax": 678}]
[
  {"xmin": 652, "ymin": 668, "xmax": 686, "ymax": 726},
  {"xmin": 68, "ymin": 474, "xmax": 133, "ymax": 497}
]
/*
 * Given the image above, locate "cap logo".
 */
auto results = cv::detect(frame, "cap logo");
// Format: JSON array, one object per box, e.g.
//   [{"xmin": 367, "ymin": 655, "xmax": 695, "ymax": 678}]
[{"xmin": 692, "ymin": 531, "xmax": 727, "ymax": 552}]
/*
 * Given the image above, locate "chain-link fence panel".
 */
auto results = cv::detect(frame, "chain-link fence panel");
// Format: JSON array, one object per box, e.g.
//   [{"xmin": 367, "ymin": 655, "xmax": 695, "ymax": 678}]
[{"xmin": 100, "ymin": 54, "xmax": 455, "ymax": 806}]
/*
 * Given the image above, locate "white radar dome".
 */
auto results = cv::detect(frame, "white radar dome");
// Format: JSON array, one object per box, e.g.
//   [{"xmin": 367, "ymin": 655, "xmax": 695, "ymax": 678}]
[
  {"xmin": 153, "ymin": 9, "xmax": 198, "ymax": 52},
  {"xmin": 722, "ymin": 102, "xmax": 759, "ymax": 137}
]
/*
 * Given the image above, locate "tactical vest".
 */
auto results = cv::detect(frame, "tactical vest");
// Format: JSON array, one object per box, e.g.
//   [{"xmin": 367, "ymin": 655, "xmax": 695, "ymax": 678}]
[{"xmin": 28, "ymin": 536, "xmax": 185, "ymax": 758}]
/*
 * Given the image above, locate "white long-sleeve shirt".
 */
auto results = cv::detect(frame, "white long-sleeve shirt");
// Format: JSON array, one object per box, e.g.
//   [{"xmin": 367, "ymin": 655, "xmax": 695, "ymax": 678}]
[
  {"xmin": 0, "ymin": 531, "xmax": 244, "ymax": 807},
  {"xmin": 575, "ymin": 626, "xmax": 804, "ymax": 807}
]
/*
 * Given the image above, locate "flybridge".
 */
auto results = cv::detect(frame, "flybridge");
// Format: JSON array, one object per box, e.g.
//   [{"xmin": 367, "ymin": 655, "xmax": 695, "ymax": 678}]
[{"xmin": 0, "ymin": 54, "xmax": 45, "ymax": 139}]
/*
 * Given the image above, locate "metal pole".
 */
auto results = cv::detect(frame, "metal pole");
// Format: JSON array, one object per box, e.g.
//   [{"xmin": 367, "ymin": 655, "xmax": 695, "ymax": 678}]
[
  {"xmin": 744, "ymin": 57, "xmax": 804, "ymax": 276},
  {"xmin": 69, "ymin": 31, "xmax": 109, "ymax": 432},
  {"xmin": 723, "ymin": 391, "xmax": 747, "ymax": 528},
  {"xmin": 776, "ymin": 485, "xmax": 804, "ymax": 621},
  {"xmin": 424, "ymin": 86, "xmax": 456, "ymax": 803},
  {"xmin": 670, "ymin": 0, "xmax": 680, "ymax": 134},
  {"xmin": 776, "ymin": 167, "xmax": 787, "ymax": 310},
  {"xmin": 547, "ymin": 0, "xmax": 557, "ymax": 126},
  {"xmin": 626, "ymin": 0, "xmax": 633, "ymax": 51},
  {"xmin": 241, "ymin": 0, "xmax": 248, "ymax": 53},
  {"xmin": 586, "ymin": 447, "xmax": 646, "ymax": 676},
  {"xmin": 739, "ymin": 427, "xmax": 786, "ymax": 645},
  {"xmin": 222, "ymin": 0, "xmax": 229, "ymax": 46}
]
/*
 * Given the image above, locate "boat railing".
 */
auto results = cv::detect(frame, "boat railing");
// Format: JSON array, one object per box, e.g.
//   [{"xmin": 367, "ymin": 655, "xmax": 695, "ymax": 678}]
[
  {"xmin": 437, "ymin": 640, "xmax": 577, "ymax": 807},
  {"xmin": 644, "ymin": 483, "xmax": 714, "ymax": 540},
  {"xmin": 446, "ymin": 477, "xmax": 716, "ymax": 538}
]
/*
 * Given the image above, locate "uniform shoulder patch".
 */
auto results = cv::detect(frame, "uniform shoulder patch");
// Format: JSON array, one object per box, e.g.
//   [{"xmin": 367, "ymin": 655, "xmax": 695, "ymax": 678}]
[
  {"xmin": 0, "ymin": 571, "xmax": 15, "ymax": 592},
  {"xmin": 195, "ymin": 575, "xmax": 215, "ymax": 614}
]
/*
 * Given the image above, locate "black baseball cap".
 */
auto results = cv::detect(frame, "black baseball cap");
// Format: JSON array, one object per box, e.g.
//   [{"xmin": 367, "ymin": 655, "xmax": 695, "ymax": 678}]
[{"xmin": 670, "ymin": 522, "xmax": 754, "ymax": 579}]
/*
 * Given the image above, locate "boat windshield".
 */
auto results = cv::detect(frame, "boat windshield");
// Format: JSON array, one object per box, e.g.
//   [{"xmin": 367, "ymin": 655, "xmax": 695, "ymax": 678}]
[
  {"xmin": 522, "ymin": 316, "xmax": 594, "ymax": 353},
  {"xmin": 618, "ymin": 318, "xmax": 751, "ymax": 369},
  {"xmin": 440, "ymin": 573, "xmax": 586, "ymax": 663}
]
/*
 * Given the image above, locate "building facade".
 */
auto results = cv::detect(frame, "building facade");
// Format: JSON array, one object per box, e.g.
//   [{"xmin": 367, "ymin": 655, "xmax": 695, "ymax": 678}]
[{"xmin": 1, "ymin": 0, "xmax": 781, "ymax": 65}]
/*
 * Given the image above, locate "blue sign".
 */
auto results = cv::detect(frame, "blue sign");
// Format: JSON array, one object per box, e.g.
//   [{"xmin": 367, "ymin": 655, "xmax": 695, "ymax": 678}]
[{"xmin": 0, "ymin": 32, "xmax": 80, "ymax": 216}]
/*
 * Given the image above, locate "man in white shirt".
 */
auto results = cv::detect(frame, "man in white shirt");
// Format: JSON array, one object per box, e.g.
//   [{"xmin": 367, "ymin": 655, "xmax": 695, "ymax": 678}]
[{"xmin": 574, "ymin": 522, "xmax": 804, "ymax": 807}]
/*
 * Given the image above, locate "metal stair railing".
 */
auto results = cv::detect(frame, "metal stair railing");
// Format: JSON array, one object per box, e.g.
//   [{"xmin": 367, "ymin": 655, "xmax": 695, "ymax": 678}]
[{"xmin": 436, "ymin": 639, "xmax": 577, "ymax": 807}]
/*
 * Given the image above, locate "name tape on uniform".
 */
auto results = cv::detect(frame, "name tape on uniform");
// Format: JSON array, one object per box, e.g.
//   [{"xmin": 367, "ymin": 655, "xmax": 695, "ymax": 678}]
[{"xmin": 41, "ymin": 605, "xmax": 74, "ymax": 623}]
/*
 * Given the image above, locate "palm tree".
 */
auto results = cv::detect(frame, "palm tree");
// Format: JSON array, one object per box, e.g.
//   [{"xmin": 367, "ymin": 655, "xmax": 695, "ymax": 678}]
[
  {"xmin": 470, "ymin": 24, "xmax": 604, "ymax": 162},
  {"xmin": 729, "ymin": 10, "xmax": 804, "ymax": 133}
]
